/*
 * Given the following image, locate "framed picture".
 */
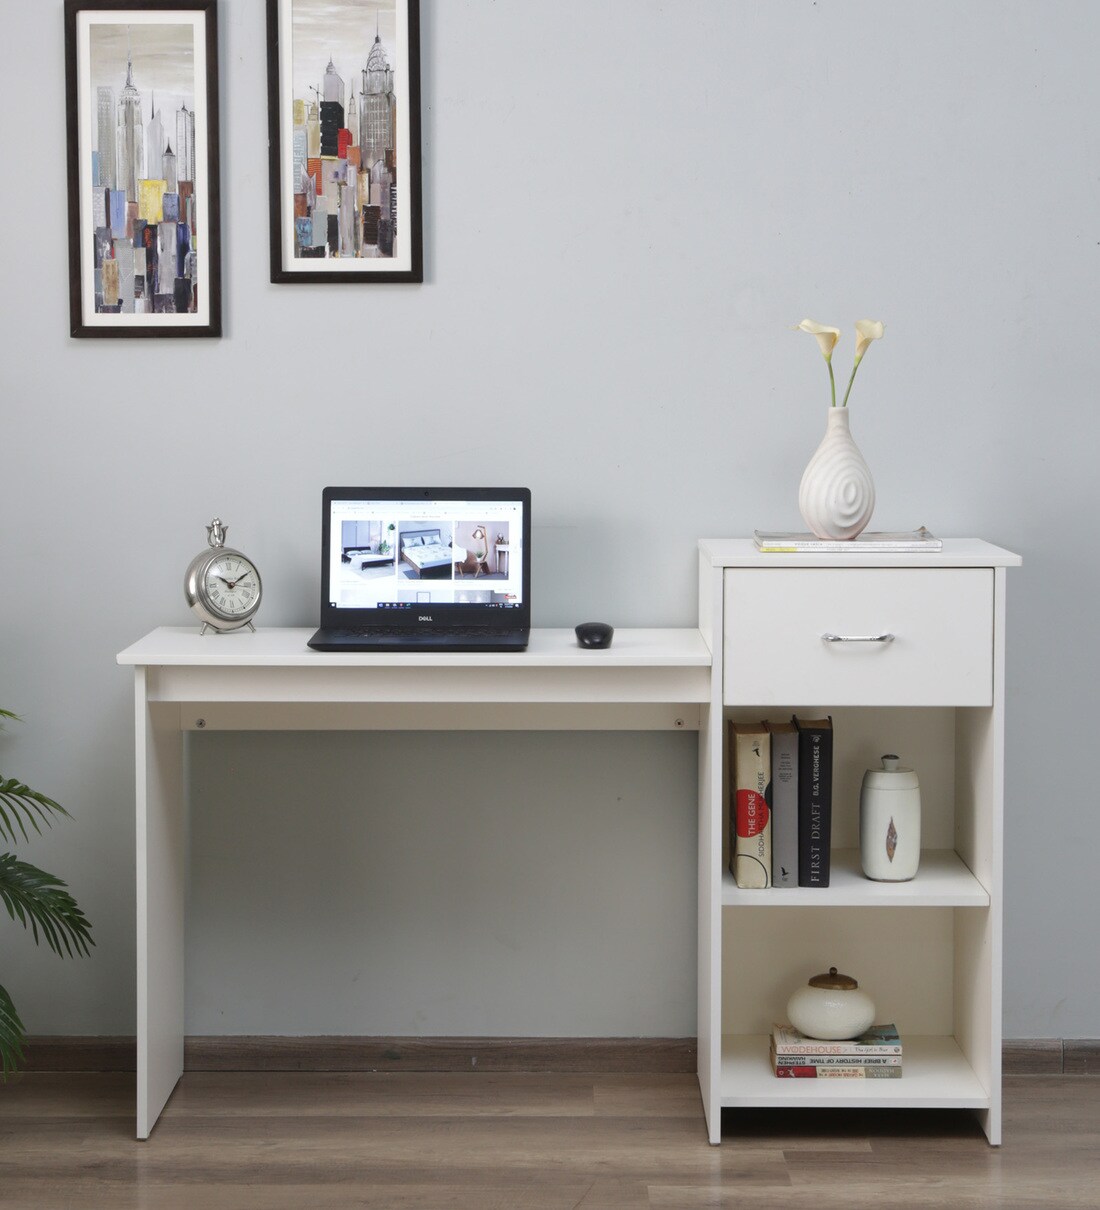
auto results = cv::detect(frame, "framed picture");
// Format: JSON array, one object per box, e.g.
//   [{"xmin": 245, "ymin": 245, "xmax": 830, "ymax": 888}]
[
  {"xmin": 64, "ymin": 0, "xmax": 221, "ymax": 337},
  {"xmin": 266, "ymin": 0, "xmax": 422, "ymax": 283}
]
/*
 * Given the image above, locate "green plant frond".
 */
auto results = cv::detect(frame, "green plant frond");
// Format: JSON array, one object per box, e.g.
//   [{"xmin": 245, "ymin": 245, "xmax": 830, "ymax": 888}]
[
  {"xmin": 0, "ymin": 779, "xmax": 69, "ymax": 846},
  {"xmin": 0, "ymin": 709, "xmax": 19, "ymax": 724},
  {"xmin": 0, "ymin": 854, "xmax": 94, "ymax": 959},
  {"xmin": 0, "ymin": 982, "xmax": 27, "ymax": 1079}
]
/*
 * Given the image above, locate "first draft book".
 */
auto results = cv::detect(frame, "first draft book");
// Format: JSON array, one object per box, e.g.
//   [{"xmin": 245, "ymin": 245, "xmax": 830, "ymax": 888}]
[
  {"xmin": 793, "ymin": 715, "xmax": 833, "ymax": 887},
  {"xmin": 730, "ymin": 722, "xmax": 772, "ymax": 889}
]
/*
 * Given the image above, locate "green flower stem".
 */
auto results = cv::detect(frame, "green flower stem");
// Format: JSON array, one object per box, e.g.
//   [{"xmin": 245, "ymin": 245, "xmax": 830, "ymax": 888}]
[
  {"xmin": 827, "ymin": 359, "xmax": 836, "ymax": 408},
  {"xmin": 841, "ymin": 355, "xmax": 864, "ymax": 408}
]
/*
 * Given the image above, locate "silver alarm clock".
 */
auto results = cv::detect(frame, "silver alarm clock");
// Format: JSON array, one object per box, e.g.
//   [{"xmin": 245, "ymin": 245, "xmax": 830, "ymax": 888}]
[{"xmin": 184, "ymin": 518, "xmax": 262, "ymax": 634}]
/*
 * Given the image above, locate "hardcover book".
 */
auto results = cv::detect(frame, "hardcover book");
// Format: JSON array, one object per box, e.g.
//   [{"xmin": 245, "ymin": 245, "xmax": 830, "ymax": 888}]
[
  {"xmin": 773, "ymin": 1052, "xmax": 901, "ymax": 1067},
  {"xmin": 773, "ymin": 1062, "xmax": 902, "ymax": 1078},
  {"xmin": 729, "ymin": 722, "xmax": 772, "ymax": 889},
  {"xmin": 771, "ymin": 1024, "xmax": 902, "ymax": 1055},
  {"xmin": 793, "ymin": 716, "xmax": 833, "ymax": 887},
  {"xmin": 767, "ymin": 721, "xmax": 799, "ymax": 888}
]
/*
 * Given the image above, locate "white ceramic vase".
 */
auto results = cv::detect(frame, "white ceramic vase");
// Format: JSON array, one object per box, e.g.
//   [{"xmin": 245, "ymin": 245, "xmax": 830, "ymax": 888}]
[{"xmin": 798, "ymin": 407, "xmax": 875, "ymax": 540}]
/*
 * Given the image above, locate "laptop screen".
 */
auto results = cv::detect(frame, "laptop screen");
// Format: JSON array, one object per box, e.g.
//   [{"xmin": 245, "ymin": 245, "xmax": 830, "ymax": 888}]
[{"xmin": 320, "ymin": 487, "xmax": 530, "ymax": 625}]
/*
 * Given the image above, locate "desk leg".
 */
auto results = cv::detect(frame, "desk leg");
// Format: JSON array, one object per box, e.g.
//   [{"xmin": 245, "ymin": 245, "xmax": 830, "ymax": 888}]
[{"xmin": 134, "ymin": 670, "xmax": 185, "ymax": 1139}]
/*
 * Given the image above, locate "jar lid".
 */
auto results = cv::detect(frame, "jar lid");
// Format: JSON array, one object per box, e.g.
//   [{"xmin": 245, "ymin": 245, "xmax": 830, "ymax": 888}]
[
  {"xmin": 862, "ymin": 754, "xmax": 919, "ymax": 790},
  {"xmin": 807, "ymin": 966, "xmax": 859, "ymax": 990}
]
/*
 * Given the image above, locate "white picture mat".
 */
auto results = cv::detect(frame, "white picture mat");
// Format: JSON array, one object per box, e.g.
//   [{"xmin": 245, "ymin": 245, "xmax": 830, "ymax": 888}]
[
  {"xmin": 76, "ymin": 9, "xmax": 211, "ymax": 327},
  {"xmin": 276, "ymin": 0, "xmax": 412, "ymax": 273}
]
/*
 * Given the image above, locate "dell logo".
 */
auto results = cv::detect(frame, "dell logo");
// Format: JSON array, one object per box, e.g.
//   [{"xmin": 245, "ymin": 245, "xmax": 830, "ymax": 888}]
[{"xmin": 418, "ymin": 615, "xmax": 433, "ymax": 622}]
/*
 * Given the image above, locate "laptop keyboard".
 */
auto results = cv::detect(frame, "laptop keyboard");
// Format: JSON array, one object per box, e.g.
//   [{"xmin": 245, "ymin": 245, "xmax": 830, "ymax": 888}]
[{"xmin": 333, "ymin": 627, "xmax": 514, "ymax": 639}]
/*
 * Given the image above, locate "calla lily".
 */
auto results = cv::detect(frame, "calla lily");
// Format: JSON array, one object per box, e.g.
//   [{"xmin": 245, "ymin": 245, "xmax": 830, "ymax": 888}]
[
  {"xmin": 797, "ymin": 319, "xmax": 841, "ymax": 361},
  {"xmin": 798, "ymin": 316, "xmax": 886, "ymax": 407},
  {"xmin": 854, "ymin": 319, "xmax": 885, "ymax": 362}
]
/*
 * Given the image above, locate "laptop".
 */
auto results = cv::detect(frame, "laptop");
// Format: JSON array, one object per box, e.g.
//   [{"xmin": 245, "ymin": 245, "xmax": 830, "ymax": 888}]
[{"xmin": 308, "ymin": 487, "xmax": 531, "ymax": 652}]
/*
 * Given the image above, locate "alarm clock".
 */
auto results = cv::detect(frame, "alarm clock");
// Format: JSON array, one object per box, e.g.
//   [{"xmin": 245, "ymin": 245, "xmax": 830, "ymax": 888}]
[{"xmin": 184, "ymin": 518, "xmax": 262, "ymax": 634}]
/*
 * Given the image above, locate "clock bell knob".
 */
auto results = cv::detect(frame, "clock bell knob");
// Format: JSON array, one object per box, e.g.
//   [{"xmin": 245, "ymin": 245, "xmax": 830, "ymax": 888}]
[{"xmin": 206, "ymin": 518, "xmax": 227, "ymax": 548}]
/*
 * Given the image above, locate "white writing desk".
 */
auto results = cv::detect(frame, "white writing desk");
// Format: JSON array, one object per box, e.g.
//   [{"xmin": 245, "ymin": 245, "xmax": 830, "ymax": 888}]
[{"xmin": 117, "ymin": 626, "xmax": 712, "ymax": 1138}]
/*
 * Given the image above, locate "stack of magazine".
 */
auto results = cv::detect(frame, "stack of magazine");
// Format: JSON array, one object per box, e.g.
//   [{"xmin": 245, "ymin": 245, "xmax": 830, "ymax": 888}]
[
  {"xmin": 753, "ymin": 527, "xmax": 941, "ymax": 553},
  {"xmin": 771, "ymin": 1024, "xmax": 903, "ymax": 1078}
]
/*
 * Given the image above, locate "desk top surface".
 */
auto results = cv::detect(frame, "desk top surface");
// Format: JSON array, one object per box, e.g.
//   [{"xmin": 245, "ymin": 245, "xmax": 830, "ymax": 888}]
[{"xmin": 117, "ymin": 627, "xmax": 712, "ymax": 668}]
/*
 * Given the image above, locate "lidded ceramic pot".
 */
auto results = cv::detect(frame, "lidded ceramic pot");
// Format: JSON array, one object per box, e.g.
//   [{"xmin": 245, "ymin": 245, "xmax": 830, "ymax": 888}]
[
  {"xmin": 786, "ymin": 967, "xmax": 876, "ymax": 1040},
  {"xmin": 860, "ymin": 754, "xmax": 921, "ymax": 882}
]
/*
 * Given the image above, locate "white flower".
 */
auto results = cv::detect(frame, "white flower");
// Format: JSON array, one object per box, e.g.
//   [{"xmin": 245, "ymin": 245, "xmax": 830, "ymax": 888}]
[
  {"xmin": 854, "ymin": 319, "xmax": 885, "ymax": 362},
  {"xmin": 797, "ymin": 319, "xmax": 842, "ymax": 361}
]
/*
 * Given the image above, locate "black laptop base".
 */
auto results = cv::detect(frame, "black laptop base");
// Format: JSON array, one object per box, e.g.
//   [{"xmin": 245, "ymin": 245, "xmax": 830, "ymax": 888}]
[{"xmin": 308, "ymin": 627, "xmax": 529, "ymax": 652}]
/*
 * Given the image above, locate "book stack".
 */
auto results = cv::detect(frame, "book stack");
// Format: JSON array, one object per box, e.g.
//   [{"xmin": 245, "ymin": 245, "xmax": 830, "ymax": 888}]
[
  {"xmin": 770, "ymin": 1024, "xmax": 903, "ymax": 1078},
  {"xmin": 728, "ymin": 715, "xmax": 833, "ymax": 889},
  {"xmin": 753, "ymin": 527, "xmax": 942, "ymax": 553}
]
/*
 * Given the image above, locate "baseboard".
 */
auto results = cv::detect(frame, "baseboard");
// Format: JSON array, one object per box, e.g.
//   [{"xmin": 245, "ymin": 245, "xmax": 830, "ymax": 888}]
[
  {"xmin": 21, "ymin": 1036, "xmax": 136, "ymax": 1072},
  {"xmin": 1002, "ymin": 1038, "xmax": 1064, "ymax": 1074},
  {"xmin": 21, "ymin": 1035, "xmax": 1100, "ymax": 1075},
  {"xmin": 22, "ymin": 1036, "xmax": 696, "ymax": 1074}
]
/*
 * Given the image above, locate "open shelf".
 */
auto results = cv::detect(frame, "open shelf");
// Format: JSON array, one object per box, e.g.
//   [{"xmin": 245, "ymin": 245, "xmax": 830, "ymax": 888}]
[
  {"xmin": 720, "ymin": 1034, "xmax": 991, "ymax": 1109},
  {"xmin": 721, "ymin": 849, "xmax": 990, "ymax": 908}
]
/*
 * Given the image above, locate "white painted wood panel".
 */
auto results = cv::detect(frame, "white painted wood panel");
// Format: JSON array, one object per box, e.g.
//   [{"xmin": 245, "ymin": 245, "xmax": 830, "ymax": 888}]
[{"xmin": 723, "ymin": 568, "xmax": 993, "ymax": 706}]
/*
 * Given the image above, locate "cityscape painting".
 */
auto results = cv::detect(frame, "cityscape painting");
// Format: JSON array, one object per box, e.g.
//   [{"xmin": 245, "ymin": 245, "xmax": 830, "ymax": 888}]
[
  {"xmin": 65, "ymin": 0, "xmax": 221, "ymax": 337},
  {"xmin": 267, "ymin": 0, "xmax": 422, "ymax": 283}
]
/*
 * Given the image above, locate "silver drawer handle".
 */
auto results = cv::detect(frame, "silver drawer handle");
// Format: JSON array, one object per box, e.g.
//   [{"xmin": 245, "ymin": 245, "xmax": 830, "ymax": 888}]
[{"xmin": 821, "ymin": 632, "xmax": 895, "ymax": 644}]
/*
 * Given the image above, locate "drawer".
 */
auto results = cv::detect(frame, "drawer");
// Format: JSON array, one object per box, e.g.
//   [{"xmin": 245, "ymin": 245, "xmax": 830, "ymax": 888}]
[{"xmin": 722, "ymin": 568, "xmax": 993, "ymax": 706}]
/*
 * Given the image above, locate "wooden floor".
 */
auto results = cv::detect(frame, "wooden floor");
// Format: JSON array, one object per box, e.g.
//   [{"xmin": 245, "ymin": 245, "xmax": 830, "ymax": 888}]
[{"xmin": 1, "ymin": 1072, "xmax": 1097, "ymax": 1208}]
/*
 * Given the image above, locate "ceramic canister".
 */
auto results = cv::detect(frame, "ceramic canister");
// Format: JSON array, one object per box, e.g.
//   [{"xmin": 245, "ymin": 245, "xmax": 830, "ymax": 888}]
[
  {"xmin": 860, "ymin": 754, "xmax": 921, "ymax": 881},
  {"xmin": 786, "ymin": 967, "xmax": 876, "ymax": 1041}
]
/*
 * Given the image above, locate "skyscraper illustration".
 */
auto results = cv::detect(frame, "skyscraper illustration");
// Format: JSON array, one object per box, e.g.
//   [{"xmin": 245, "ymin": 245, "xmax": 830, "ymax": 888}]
[
  {"xmin": 115, "ymin": 52, "xmax": 144, "ymax": 203},
  {"xmin": 175, "ymin": 103, "xmax": 195, "ymax": 183}
]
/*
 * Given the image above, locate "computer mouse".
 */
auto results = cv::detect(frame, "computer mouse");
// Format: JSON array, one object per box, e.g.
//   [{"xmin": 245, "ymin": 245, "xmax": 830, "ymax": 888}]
[{"xmin": 575, "ymin": 622, "xmax": 614, "ymax": 649}]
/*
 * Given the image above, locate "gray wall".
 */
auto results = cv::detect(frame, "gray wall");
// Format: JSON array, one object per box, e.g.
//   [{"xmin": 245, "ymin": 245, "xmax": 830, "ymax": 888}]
[{"xmin": 0, "ymin": 0, "xmax": 1096, "ymax": 1040}]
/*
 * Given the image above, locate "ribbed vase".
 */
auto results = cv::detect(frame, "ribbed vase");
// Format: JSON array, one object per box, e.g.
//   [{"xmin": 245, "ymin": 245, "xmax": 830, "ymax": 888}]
[{"xmin": 798, "ymin": 407, "xmax": 875, "ymax": 540}]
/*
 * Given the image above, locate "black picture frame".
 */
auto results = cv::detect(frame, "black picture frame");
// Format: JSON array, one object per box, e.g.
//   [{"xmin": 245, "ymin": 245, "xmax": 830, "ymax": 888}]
[
  {"xmin": 266, "ymin": 0, "xmax": 423, "ymax": 284},
  {"xmin": 64, "ymin": 0, "xmax": 222, "ymax": 337}
]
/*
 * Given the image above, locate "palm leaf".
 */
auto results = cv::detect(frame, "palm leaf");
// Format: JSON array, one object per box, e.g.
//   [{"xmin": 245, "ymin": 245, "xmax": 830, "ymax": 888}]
[
  {"xmin": 0, "ymin": 778, "xmax": 69, "ymax": 846},
  {"xmin": 0, "ymin": 855, "xmax": 93, "ymax": 959},
  {"xmin": 0, "ymin": 983, "xmax": 26, "ymax": 1079}
]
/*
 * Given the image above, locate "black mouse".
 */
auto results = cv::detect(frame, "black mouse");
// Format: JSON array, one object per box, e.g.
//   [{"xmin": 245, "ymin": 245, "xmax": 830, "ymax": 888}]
[{"xmin": 575, "ymin": 622, "xmax": 614, "ymax": 649}]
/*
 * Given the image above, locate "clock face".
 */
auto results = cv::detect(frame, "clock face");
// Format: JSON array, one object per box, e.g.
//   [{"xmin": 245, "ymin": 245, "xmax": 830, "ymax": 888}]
[{"xmin": 202, "ymin": 553, "xmax": 261, "ymax": 619}]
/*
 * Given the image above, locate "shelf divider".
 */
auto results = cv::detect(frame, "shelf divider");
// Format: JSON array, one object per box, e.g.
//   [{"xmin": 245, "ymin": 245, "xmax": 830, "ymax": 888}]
[{"xmin": 721, "ymin": 849, "xmax": 989, "ymax": 908}]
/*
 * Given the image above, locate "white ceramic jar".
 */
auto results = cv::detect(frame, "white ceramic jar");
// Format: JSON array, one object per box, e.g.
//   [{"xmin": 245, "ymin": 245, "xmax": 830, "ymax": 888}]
[
  {"xmin": 786, "ymin": 967, "xmax": 876, "ymax": 1040},
  {"xmin": 860, "ymin": 754, "xmax": 921, "ymax": 882}
]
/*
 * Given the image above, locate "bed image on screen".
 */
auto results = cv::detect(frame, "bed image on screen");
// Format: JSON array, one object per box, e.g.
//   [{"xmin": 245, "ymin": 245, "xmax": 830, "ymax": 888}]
[{"xmin": 398, "ymin": 526, "xmax": 454, "ymax": 580}]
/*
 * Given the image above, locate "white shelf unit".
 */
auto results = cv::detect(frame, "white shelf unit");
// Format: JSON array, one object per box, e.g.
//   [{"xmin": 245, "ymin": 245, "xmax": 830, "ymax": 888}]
[{"xmin": 696, "ymin": 539, "xmax": 1020, "ymax": 1146}]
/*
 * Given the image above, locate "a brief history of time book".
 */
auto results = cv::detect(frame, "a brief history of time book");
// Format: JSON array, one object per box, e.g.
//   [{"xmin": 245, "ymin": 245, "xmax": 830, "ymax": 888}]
[
  {"xmin": 793, "ymin": 716, "xmax": 833, "ymax": 887},
  {"xmin": 773, "ymin": 1051, "xmax": 901, "ymax": 1067},
  {"xmin": 729, "ymin": 722, "xmax": 772, "ymax": 889},
  {"xmin": 766, "ymin": 720, "xmax": 799, "ymax": 888}
]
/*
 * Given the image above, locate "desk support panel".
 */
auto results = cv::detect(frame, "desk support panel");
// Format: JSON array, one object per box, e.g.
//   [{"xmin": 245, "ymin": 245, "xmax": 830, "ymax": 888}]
[{"xmin": 134, "ymin": 672, "xmax": 185, "ymax": 1139}]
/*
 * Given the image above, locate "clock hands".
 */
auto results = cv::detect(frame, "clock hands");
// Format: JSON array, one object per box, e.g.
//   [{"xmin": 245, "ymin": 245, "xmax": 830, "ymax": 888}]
[{"xmin": 214, "ymin": 572, "xmax": 254, "ymax": 591}]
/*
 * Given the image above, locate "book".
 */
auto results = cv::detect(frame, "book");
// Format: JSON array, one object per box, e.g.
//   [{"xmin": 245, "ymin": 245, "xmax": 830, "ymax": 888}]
[
  {"xmin": 753, "ymin": 527, "xmax": 942, "ymax": 553},
  {"xmin": 766, "ymin": 721, "xmax": 798, "ymax": 888},
  {"xmin": 774, "ymin": 1052, "xmax": 901, "ymax": 1067},
  {"xmin": 771, "ymin": 1023, "xmax": 902, "ymax": 1055},
  {"xmin": 729, "ymin": 722, "xmax": 771, "ymax": 888},
  {"xmin": 773, "ymin": 1062, "xmax": 902, "ymax": 1078},
  {"xmin": 793, "ymin": 716, "xmax": 833, "ymax": 887}
]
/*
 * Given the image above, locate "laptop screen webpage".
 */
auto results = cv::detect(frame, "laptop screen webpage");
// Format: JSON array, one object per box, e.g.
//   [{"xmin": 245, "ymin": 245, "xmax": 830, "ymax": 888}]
[{"xmin": 323, "ymin": 491, "xmax": 528, "ymax": 618}]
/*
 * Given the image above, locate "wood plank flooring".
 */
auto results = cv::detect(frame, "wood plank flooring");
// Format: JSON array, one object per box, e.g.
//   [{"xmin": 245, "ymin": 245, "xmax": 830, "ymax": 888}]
[{"xmin": 1, "ymin": 1072, "xmax": 1097, "ymax": 1208}]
